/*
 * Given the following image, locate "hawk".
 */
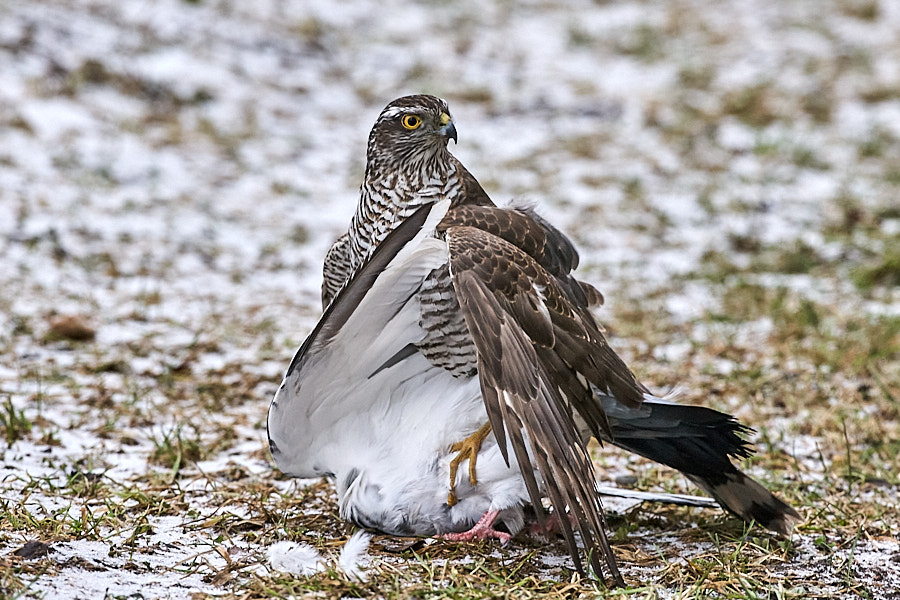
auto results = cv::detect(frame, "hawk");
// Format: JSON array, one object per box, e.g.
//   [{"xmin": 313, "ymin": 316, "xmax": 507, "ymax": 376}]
[{"xmin": 267, "ymin": 95, "xmax": 800, "ymax": 584}]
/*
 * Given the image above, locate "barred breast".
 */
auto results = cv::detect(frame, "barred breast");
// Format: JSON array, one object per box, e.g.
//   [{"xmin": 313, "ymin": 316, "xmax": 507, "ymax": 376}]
[
  {"xmin": 416, "ymin": 263, "xmax": 478, "ymax": 378},
  {"xmin": 322, "ymin": 233, "xmax": 352, "ymax": 308}
]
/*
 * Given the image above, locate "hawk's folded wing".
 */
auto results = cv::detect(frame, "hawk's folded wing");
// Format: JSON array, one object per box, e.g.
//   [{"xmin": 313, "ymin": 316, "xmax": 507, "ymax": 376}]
[{"xmin": 444, "ymin": 218, "xmax": 647, "ymax": 583}]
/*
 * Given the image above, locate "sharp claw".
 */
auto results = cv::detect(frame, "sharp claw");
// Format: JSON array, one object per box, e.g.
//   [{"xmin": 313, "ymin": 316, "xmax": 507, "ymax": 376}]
[
  {"xmin": 446, "ymin": 422, "xmax": 493, "ymax": 505},
  {"xmin": 447, "ymin": 449, "xmax": 464, "ymax": 505}
]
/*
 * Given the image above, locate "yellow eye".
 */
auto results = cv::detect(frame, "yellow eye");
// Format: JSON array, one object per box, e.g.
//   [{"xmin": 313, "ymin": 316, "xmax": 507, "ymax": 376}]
[{"xmin": 401, "ymin": 114, "xmax": 422, "ymax": 130}]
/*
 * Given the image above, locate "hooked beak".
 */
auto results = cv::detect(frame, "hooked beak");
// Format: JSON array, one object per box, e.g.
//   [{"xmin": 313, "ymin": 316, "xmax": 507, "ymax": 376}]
[{"xmin": 438, "ymin": 112, "xmax": 457, "ymax": 144}]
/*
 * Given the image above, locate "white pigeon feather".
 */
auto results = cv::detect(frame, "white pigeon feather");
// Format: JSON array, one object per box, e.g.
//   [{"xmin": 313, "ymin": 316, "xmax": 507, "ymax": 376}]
[
  {"xmin": 337, "ymin": 530, "xmax": 372, "ymax": 581},
  {"xmin": 268, "ymin": 532, "xmax": 373, "ymax": 580},
  {"xmin": 267, "ymin": 541, "xmax": 324, "ymax": 576}
]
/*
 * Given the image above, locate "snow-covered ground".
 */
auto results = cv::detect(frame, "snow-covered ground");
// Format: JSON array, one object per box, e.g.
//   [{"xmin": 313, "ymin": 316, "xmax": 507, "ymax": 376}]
[{"xmin": 1, "ymin": 0, "xmax": 898, "ymax": 598}]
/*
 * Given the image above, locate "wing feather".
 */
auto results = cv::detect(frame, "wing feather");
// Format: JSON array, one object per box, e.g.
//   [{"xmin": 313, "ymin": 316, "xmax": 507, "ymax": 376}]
[
  {"xmin": 447, "ymin": 225, "xmax": 634, "ymax": 583},
  {"xmin": 439, "ymin": 204, "xmax": 579, "ymax": 277},
  {"xmin": 269, "ymin": 202, "xmax": 449, "ymax": 477}
]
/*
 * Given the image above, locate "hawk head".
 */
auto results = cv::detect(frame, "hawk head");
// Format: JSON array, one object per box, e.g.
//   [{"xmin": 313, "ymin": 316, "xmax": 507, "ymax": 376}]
[{"xmin": 366, "ymin": 95, "xmax": 458, "ymax": 171}]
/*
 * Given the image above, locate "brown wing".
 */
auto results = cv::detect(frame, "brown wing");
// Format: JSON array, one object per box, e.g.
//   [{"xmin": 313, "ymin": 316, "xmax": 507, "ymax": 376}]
[
  {"xmin": 451, "ymin": 158, "xmax": 495, "ymax": 208},
  {"xmin": 439, "ymin": 204, "xmax": 604, "ymax": 308},
  {"xmin": 441, "ymin": 206, "xmax": 646, "ymax": 415},
  {"xmin": 445, "ymin": 223, "xmax": 646, "ymax": 583}
]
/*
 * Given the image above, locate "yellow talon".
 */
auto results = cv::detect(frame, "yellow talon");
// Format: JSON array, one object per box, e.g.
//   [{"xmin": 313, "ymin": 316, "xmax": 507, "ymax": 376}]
[{"xmin": 447, "ymin": 422, "xmax": 492, "ymax": 507}]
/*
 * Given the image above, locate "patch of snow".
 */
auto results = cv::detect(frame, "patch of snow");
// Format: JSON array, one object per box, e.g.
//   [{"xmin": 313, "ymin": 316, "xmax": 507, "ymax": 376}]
[{"xmin": 1, "ymin": 0, "xmax": 898, "ymax": 595}]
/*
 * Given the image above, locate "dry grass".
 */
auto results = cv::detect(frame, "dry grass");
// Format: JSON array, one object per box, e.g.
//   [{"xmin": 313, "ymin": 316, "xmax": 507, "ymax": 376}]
[
  {"xmin": 2, "ymin": 206, "xmax": 896, "ymax": 598},
  {"xmin": 2, "ymin": 0, "xmax": 899, "ymax": 598}
]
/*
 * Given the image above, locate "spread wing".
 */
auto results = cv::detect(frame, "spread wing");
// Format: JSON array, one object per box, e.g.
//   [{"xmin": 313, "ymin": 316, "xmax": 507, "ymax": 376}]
[
  {"xmin": 268, "ymin": 203, "xmax": 449, "ymax": 477},
  {"xmin": 444, "ymin": 213, "xmax": 647, "ymax": 583}
]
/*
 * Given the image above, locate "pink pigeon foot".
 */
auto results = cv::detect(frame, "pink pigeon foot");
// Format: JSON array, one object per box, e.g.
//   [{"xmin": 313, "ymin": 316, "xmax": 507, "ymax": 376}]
[{"xmin": 440, "ymin": 510, "xmax": 511, "ymax": 544}]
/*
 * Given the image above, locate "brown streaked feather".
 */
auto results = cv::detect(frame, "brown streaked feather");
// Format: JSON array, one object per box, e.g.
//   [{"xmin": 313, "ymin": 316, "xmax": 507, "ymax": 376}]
[
  {"xmin": 452, "ymin": 265, "xmax": 622, "ymax": 584},
  {"xmin": 446, "ymin": 224, "xmax": 649, "ymax": 582},
  {"xmin": 439, "ymin": 204, "xmax": 605, "ymax": 313},
  {"xmin": 322, "ymin": 232, "xmax": 352, "ymax": 308},
  {"xmin": 446, "ymin": 225, "xmax": 646, "ymax": 419},
  {"xmin": 439, "ymin": 204, "xmax": 578, "ymax": 276},
  {"xmin": 578, "ymin": 280, "xmax": 605, "ymax": 308},
  {"xmin": 452, "ymin": 159, "xmax": 495, "ymax": 208}
]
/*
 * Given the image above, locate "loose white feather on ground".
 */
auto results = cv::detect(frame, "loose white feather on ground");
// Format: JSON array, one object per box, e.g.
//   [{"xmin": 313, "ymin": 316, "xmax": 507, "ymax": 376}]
[
  {"xmin": 267, "ymin": 531, "xmax": 372, "ymax": 580},
  {"xmin": 267, "ymin": 541, "xmax": 324, "ymax": 576},
  {"xmin": 338, "ymin": 530, "xmax": 373, "ymax": 581}
]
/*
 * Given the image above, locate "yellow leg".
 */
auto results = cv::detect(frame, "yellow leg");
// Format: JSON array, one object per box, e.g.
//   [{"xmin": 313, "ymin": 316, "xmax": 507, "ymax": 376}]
[{"xmin": 447, "ymin": 422, "xmax": 492, "ymax": 506}]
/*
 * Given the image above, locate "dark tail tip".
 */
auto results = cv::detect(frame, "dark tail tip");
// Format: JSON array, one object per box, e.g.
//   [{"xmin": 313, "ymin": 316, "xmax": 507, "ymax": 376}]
[{"xmin": 691, "ymin": 472, "xmax": 801, "ymax": 535}]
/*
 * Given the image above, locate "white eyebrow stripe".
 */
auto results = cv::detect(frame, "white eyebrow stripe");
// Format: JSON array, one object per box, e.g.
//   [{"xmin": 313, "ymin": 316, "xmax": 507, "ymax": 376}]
[{"xmin": 379, "ymin": 107, "xmax": 408, "ymax": 120}]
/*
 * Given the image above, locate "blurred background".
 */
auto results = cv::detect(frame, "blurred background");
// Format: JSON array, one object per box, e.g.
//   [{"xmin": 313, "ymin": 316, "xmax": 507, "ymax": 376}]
[{"xmin": 1, "ymin": 0, "xmax": 897, "ymax": 597}]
